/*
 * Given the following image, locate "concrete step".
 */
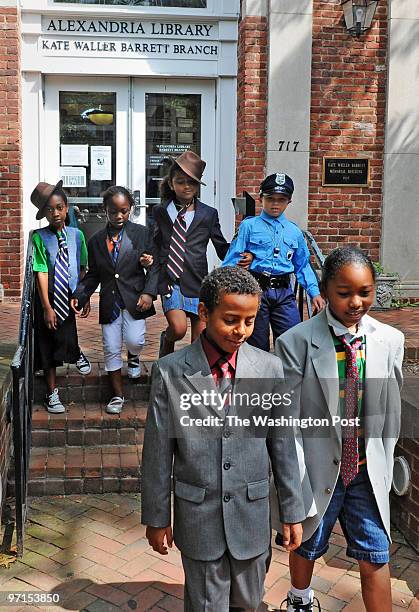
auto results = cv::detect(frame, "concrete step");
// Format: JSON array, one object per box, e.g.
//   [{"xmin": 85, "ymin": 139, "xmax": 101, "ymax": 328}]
[
  {"xmin": 9, "ymin": 444, "xmax": 143, "ymax": 497},
  {"xmin": 31, "ymin": 400, "xmax": 147, "ymax": 447},
  {"xmin": 33, "ymin": 361, "xmax": 153, "ymax": 402}
]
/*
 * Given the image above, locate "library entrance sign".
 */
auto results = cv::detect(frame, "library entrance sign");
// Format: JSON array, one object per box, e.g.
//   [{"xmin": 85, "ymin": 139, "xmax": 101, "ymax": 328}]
[{"xmin": 322, "ymin": 158, "xmax": 370, "ymax": 187}]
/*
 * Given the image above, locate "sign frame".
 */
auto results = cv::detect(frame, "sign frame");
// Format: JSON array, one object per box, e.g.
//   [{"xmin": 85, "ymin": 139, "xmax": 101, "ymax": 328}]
[{"xmin": 322, "ymin": 157, "xmax": 371, "ymax": 187}]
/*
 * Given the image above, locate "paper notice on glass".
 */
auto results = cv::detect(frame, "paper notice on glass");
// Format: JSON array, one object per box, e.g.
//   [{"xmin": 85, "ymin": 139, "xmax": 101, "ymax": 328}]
[
  {"xmin": 91, "ymin": 146, "xmax": 112, "ymax": 181},
  {"xmin": 61, "ymin": 144, "xmax": 89, "ymax": 166},
  {"xmin": 60, "ymin": 166, "xmax": 86, "ymax": 188}
]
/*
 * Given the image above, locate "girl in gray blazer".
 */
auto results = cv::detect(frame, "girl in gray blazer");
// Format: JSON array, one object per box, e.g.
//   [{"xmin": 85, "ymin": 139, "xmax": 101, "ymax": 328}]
[{"xmin": 274, "ymin": 247, "xmax": 404, "ymax": 612}]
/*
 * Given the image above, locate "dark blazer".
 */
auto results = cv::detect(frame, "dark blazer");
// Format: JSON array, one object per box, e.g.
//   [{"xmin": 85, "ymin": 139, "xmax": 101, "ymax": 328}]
[
  {"xmin": 74, "ymin": 220, "xmax": 159, "ymax": 325},
  {"xmin": 153, "ymin": 199, "xmax": 229, "ymax": 297}
]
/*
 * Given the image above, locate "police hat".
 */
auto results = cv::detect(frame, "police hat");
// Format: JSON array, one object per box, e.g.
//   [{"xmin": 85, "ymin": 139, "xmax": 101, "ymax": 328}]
[{"xmin": 260, "ymin": 173, "xmax": 294, "ymax": 197}]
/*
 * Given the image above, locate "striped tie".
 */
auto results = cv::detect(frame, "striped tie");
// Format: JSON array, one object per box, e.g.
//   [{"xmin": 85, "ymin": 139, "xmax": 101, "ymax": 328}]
[
  {"xmin": 53, "ymin": 226, "xmax": 70, "ymax": 325},
  {"xmin": 340, "ymin": 336, "xmax": 363, "ymax": 486},
  {"xmin": 167, "ymin": 206, "xmax": 187, "ymax": 282},
  {"xmin": 110, "ymin": 229, "xmax": 124, "ymax": 323}
]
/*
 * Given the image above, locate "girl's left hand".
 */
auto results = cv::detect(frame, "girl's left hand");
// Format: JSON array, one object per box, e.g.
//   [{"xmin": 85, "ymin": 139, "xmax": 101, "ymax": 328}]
[
  {"xmin": 80, "ymin": 301, "xmax": 91, "ymax": 318},
  {"xmin": 140, "ymin": 253, "xmax": 154, "ymax": 268},
  {"xmin": 311, "ymin": 295, "xmax": 326, "ymax": 314},
  {"xmin": 237, "ymin": 251, "xmax": 253, "ymax": 269},
  {"xmin": 137, "ymin": 293, "xmax": 153, "ymax": 312}
]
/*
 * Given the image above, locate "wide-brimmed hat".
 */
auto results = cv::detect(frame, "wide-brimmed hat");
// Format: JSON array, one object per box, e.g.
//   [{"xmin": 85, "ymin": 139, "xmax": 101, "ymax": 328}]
[
  {"xmin": 174, "ymin": 150, "xmax": 206, "ymax": 186},
  {"xmin": 31, "ymin": 180, "xmax": 64, "ymax": 220}
]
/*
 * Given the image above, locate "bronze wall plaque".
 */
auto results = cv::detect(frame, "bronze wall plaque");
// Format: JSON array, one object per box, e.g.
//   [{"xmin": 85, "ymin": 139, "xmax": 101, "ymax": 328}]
[{"xmin": 322, "ymin": 157, "xmax": 370, "ymax": 187}]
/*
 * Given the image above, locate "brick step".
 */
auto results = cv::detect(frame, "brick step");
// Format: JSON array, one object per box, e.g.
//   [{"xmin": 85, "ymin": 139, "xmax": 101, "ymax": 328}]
[
  {"xmin": 9, "ymin": 445, "xmax": 143, "ymax": 497},
  {"xmin": 33, "ymin": 361, "xmax": 154, "ymax": 402},
  {"xmin": 31, "ymin": 401, "xmax": 147, "ymax": 447}
]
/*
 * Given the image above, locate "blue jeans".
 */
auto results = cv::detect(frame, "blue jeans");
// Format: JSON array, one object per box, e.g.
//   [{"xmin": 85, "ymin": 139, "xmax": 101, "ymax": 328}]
[{"xmin": 292, "ymin": 470, "xmax": 390, "ymax": 564}]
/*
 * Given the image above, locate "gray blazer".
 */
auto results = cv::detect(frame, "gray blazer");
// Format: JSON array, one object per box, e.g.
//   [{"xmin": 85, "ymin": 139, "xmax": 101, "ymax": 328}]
[
  {"xmin": 271, "ymin": 309, "xmax": 404, "ymax": 542},
  {"xmin": 141, "ymin": 339, "xmax": 306, "ymax": 562}
]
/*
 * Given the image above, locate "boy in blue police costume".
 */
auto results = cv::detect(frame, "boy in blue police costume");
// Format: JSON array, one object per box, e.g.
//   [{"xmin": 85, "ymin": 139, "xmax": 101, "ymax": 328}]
[{"xmin": 222, "ymin": 173, "xmax": 325, "ymax": 351}]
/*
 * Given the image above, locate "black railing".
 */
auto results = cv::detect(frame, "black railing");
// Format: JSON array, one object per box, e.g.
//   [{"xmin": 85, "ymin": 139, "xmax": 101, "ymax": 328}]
[
  {"xmin": 10, "ymin": 233, "xmax": 35, "ymax": 557},
  {"xmin": 294, "ymin": 230, "xmax": 325, "ymax": 320}
]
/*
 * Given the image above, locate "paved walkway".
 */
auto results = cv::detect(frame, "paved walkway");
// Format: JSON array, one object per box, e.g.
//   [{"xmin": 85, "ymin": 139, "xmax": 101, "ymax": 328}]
[
  {"xmin": 0, "ymin": 493, "xmax": 418, "ymax": 611},
  {"xmin": 0, "ymin": 299, "xmax": 418, "ymax": 610}
]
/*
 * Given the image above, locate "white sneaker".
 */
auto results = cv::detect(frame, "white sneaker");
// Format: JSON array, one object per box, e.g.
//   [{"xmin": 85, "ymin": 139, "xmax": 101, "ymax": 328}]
[
  {"xmin": 106, "ymin": 396, "xmax": 125, "ymax": 414},
  {"xmin": 280, "ymin": 591, "xmax": 321, "ymax": 611},
  {"xmin": 76, "ymin": 351, "xmax": 91, "ymax": 375},
  {"xmin": 127, "ymin": 355, "xmax": 141, "ymax": 379},
  {"xmin": 44, "ymin": 388, "xmax": 65, "ymax": 414}
]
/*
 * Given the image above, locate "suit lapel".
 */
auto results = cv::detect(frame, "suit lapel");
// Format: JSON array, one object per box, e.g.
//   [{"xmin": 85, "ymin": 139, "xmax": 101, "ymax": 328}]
[
  {"xmin": 97, "ymin": 228, "xmax": 114, "ymax": 267},
  {"xmin": 184, "ymin": 339, "xmax": 220, "ymax": 417},
  {"xmin": 115, "ymin": 222, "xmax": 133, "ymax": 270},
  {"xmin": 310, "ymin": 310, "xmax": 340, "ymax": 418},
  {"xmin": 186, "ymin": 200, "xmax": 206, "ymax": 236},
  {"xmin": 364, "ymin": 322, "xmax": 386, "ymax": 425}
]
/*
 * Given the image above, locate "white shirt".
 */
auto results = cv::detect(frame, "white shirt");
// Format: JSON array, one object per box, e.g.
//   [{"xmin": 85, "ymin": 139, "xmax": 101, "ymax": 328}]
[
  {"xmin": 325, "ymin": 304, "xmax": 376, "ymax": 343},
  {"xmin": 167, "ymin": 200, "xmax": 195, "ymax": 231}
]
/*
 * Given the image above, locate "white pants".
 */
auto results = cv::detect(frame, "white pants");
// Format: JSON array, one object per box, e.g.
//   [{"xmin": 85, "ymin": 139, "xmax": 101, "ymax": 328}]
[{"xmin": 102, "ymin": 309, "xmax": 146, "ymax": 372}]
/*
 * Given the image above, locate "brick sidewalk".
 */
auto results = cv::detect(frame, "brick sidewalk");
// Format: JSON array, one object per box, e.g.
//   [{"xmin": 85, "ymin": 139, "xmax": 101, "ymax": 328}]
[{"xmin": 0, "ymin": 493, "xmax": 418, "ymax": 611}]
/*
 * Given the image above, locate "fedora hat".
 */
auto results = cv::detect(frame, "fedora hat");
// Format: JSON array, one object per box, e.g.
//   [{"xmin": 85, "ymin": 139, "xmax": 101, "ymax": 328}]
[
  {"xmin": 31, "ymin": 180, "xmax": 64, "ymax": 220},
  {"xmin": 174, "ymin": 150, "xmax": 206, "ymax": 186}
]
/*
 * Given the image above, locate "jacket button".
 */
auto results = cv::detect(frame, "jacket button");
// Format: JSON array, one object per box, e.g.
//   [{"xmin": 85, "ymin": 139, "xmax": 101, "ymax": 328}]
[
  {"xmin": 115, "ymin": 273, "xmax": 119, "ymax": 279},
  {"xmin": 325, "ymin": 487, "xmax": 332, "ymax": 494},
  {"xmin": 223, "ymin": 494, "xmax": 231, "ymax": 502},
  {"xmin": 333, "ymin": 459, "xmax": 339, "ymax": 465},
  {"xmin": 223, "ymin": 462, "xmax": 231, "ymax": 471},
  {"xmin": 223, "ymin": 431, "xmax": 231, "ymax": 438}
]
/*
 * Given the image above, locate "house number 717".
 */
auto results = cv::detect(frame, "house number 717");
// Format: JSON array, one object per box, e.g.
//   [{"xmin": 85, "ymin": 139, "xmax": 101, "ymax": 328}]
[{"xmin": 278, "ymin": 141, "xmax": 299, "ymax": 152}]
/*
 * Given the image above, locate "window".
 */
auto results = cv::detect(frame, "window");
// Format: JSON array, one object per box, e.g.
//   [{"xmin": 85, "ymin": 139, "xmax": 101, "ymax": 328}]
[
  {"xmin": 145, "ymin": 92, "xmax": 201, "ymax": 200},
  {"xmin": 54, "ymin": 0, "xmax": 206, "ymax": 7}
]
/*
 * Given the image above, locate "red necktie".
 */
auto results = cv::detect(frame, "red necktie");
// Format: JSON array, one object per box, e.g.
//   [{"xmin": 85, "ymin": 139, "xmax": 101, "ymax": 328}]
[
  {"xmin": 340, "ymin": 336, "xmax": 363, "ymax": 486},
  {"xmin": 217, "ymin": 358, "xmax": 233, "ymax": 411}
]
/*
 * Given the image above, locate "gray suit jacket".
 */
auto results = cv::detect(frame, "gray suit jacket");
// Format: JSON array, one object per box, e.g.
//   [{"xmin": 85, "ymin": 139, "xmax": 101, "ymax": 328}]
[
  {"xmin": 141, "ymin": 339, "xmax": 305, "ymax": 562},
  {"xmin": 271, "ymin": 309, "xmax": 404, "ymax": 541}
]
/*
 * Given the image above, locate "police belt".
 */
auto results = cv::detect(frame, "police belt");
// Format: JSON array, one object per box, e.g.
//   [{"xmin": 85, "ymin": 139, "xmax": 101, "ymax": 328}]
[{"xmin": 251, "ymin": 271, "xmax": 290, "ymax": 291}]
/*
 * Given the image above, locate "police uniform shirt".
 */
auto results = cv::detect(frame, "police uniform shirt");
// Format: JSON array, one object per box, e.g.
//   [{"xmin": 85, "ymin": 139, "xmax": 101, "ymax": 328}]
[{"xmin": 222, "ymin": 210, "xmax": 320, "ymax": 298}]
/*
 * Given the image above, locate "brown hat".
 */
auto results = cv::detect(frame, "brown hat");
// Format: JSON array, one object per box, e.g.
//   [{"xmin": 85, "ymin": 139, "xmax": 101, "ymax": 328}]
[
  {"xmin": 31, "ymin": 180, "xmax": 64, "ymax": 220},
  {"xmin": 174, "ymin": 150, "xmax": 206, "ymax": 186}
]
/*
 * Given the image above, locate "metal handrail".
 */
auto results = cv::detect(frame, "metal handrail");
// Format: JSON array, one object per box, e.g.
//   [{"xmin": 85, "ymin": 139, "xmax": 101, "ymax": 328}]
[{"xmin": 10, "ymin": 232, "xmax": 35, "ymax": 557}]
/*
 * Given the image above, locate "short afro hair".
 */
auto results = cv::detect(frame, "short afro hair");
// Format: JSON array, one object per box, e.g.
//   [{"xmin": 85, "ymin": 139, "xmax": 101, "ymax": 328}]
[{"xmin": 199, "ymin": 266, "xmax": 261, "ymax": 312}]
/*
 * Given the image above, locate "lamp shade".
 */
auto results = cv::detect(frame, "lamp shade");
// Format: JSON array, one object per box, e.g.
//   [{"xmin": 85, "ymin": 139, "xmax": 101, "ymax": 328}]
[
  {"xmin": 81, "ymin": 107, "xmax": 114, "ymax": 125},
  {"xmin": 341, "ymin": 0, "xmax": 379, "ymax": 36}
]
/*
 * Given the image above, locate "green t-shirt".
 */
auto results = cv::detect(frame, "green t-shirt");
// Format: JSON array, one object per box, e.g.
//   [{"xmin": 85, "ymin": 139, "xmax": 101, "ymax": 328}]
[{"xmin": 32, "ymin": 228, "xmax": 88, "ymax": 273}]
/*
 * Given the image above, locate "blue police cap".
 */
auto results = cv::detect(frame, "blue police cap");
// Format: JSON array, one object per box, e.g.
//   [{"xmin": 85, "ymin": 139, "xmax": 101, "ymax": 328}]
[{"xmin": 260, "ymin": 173, "xmax": 294, "ymax": 197}]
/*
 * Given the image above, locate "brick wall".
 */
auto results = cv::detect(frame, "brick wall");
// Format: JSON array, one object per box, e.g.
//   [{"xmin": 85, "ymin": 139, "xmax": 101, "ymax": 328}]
[
  {"xmin": 236, "ymin": 12, "xmax": 268, "ymax": 214},
  {"xmin": 0, "ymin": 7, "xmax": 23, "ymax": 299},
  {"xmin": 308, "ymin": 0, "xmax": 388, "ymax": 262}
]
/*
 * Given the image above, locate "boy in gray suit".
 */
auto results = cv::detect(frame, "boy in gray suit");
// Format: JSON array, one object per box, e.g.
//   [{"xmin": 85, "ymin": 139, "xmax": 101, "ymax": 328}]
[{"xmin": 141, "ymin": 267, "xmax": 306, "ymax": 611}]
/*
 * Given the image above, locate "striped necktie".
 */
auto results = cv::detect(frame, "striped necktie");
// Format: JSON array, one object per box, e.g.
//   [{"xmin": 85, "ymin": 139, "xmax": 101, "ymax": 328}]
[
  {"xmin": 167, "ymin": 205, "xmax": 187, "ymax": 282},
  {"xmin": 53, "ymin": 227, "xmax": 70, "ymax": 325},
  {"xmin": 109, "ymin": 229, "xmax": 124, "ymax": 323},
  {"xmin": 340, "ymin": 336, "xmax": 363, "ymax": 486}
]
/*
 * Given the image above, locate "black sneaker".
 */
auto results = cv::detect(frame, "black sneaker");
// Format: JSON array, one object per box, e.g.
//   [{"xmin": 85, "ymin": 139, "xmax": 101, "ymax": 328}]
[
  {"xmin": 280, "ymin": 592, "xmax": 321, "ymax": 611},
  {"xmin": 76, "ymin": 351, "xmax": 91, "ymax": 375}
]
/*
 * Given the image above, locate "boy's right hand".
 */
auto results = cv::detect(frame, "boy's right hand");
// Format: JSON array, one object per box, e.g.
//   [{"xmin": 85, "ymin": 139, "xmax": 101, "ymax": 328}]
[
  {"xmin": 146, "ymin": 526, "xmax": 173, "ymax": 555},
  {"xmin": 44, "ymin": 306, "xmax": 57, "ymax": 330}
]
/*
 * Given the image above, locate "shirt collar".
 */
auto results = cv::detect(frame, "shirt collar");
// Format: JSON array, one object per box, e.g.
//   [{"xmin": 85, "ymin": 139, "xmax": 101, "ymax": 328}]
[
  {"xmin": 260, "ymin": 210, "xmax": 284, "ymax": 225},
  {"xmin": 326, "ymin": 304, "xmax": 376, "ymax": 341},
  {"xmin": 200, "ymin": 331, "xmax": 238, "ymax": 371}
]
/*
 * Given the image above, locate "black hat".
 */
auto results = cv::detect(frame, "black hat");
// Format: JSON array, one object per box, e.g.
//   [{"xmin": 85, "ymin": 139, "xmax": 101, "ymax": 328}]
[{"xmin": 260, "ymin": 173, "xmax": 294, "ymax": 197}]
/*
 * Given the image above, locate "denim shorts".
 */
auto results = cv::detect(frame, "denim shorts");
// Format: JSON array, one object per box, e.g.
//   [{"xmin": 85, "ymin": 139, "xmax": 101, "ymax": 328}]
[
  {"xmin": 161, "ymin": 283, "xmax": 199, "ymax": 316},
  {"xmin": 286, "ymin": 470, "xmax": 390, "ymax": 564}
]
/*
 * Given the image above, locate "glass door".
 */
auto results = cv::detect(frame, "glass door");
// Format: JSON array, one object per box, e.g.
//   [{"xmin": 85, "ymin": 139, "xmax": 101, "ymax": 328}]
[
  {"xmin": 44, "ymin": 77, "xmax": 129, "ymax": 239},
  {"xmin": 132, "ymin": 79, "xmax": 215, "ymax": 226}
]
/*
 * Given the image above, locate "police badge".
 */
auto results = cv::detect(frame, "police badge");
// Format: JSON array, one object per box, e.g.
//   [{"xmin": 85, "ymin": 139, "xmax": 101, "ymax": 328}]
[{"xmin": 275, "ymin": 173, "xmax": 286, "ymax": 185}]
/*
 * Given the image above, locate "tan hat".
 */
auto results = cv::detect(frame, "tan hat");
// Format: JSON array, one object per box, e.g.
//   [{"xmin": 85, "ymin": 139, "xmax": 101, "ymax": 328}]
[
  {"xmin": 31, "ymin": 180, "xmax": 64, "ymax": 220},
  {"xmin": 174, "ymin": 150, "xmax": 206, "ymax": 186}
]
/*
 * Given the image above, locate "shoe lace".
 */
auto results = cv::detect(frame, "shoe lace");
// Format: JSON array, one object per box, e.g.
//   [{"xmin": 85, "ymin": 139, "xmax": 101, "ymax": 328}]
[
  {"xmin": 279, "ymin": 596, "xmax": 321, "ymax": 612},
  {"xmin": 128, "ymin": 356, "xmax": 140, "ymax": 368},
  {"xmin": 48, "ymin": 389, "xmax": 60, "ymax": 405},
  {"xmin": 77, "ymin": 352, "xmax": 88, "ymax": 366}
]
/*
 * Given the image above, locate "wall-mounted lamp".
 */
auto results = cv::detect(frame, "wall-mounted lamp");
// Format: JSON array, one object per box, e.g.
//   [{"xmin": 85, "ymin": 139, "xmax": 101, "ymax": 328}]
[{"xmin": 341, "ymin": 0, "xmax": 379, "ymax": 37}]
